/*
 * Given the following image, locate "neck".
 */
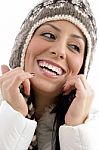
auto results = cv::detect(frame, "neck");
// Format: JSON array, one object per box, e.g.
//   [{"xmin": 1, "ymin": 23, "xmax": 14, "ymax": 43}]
[{"xmin": 34, "ymin": 91, "xmax": 57, "ymax": 120}]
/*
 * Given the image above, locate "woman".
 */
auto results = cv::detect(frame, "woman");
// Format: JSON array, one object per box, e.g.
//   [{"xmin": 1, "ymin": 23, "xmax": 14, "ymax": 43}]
[{"xmin": 0, "ymin": 0, "xmax": 99, "ymax": 149}]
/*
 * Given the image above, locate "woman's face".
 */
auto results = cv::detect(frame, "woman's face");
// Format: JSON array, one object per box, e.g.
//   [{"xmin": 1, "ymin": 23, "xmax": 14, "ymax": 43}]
[{"xmin": 25, "ymin": 20, "xmax": 86, "ymax": 96}]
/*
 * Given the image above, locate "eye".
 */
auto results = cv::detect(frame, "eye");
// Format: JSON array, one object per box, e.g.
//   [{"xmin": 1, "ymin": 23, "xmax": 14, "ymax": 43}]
[
  {"xmin": 68, "ymin": 44, "xmax": 80, "ymax": 53},
  {"xmin": 40, "ymin": 32, "xmax": 56, "ymax": 40}
]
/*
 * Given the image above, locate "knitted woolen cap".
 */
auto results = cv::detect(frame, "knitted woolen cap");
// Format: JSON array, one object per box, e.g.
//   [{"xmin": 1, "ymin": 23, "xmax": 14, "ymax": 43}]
[{"xmin": 9, "ymin": 0, "xmax": 97, "ymax": 77}]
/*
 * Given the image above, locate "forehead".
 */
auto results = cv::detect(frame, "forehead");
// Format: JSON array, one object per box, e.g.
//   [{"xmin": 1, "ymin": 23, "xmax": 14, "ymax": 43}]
[
  {"xmin": 38, "ymin": 20, "xmax": 85, "ymax": 36},
  {"xmin": 35, "ymin": 20, "xmax": 86, "ymax": 42}
]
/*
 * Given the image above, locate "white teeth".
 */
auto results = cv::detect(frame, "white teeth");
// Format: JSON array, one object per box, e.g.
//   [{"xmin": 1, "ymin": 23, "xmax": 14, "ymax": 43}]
[
  {"xmin": 38, "ymin": 61, "xmax": 63, "ymax": 75},
  {"xmin": 43, "ymin": 68, "xmax": 56, "ymax": 76}
]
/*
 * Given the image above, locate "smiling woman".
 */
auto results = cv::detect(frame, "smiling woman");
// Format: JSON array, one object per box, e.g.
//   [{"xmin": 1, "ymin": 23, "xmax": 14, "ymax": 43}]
[
  {"xmin": 0, "ymin": 0, "xmax": 99, "ymax": 150},
  {"xmin": 24, "ymin": 20, "xmax": 85, "ymax": 98}
]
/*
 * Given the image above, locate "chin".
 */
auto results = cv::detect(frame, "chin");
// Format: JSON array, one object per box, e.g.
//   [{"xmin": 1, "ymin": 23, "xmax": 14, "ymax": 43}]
[{"xmin": 30, "ymin": 77, "xmax": 62, "ymax": 96}]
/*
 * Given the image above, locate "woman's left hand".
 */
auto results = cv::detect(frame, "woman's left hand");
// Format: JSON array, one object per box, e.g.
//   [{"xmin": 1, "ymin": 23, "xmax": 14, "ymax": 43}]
[{"xmin": 63, "ymin": 74, "xmax": 94, "ymax": 126}]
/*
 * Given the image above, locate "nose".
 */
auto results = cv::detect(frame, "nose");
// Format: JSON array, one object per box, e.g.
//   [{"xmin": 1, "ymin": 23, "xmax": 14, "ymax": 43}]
[{"xmin": 49, "ymin": 41, "xmax": 66, "ymax": 60}]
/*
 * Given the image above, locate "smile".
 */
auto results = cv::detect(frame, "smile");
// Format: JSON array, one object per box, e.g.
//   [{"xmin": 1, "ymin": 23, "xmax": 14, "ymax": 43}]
[{"xmin": 38, "ymin": 60, "xmax": 64, "ymax": 77}]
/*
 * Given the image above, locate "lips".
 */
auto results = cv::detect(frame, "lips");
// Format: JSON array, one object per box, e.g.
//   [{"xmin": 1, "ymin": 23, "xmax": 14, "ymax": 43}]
[{"xmin": 37, "ymin": 60, "xmax": 65, "ymax": 76}]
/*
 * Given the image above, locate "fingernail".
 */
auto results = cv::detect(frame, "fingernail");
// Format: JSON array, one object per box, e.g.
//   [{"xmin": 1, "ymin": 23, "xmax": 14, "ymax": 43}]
[{"xmin": 30, "ymin": 73, "xmax": 35, "ymax": 76}]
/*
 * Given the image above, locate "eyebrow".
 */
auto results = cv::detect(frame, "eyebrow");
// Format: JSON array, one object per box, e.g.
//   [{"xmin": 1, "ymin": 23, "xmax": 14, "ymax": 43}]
[
  {"xmin": 70, "ymin": 34, "xmax": 85, "ymax": 42},
  {"xmin": 44, "ymin": 23, "xmax": 85, "ymax": 42},
  {"xmin": 45, "ymin": 23, "xmax": 61, "ymax": 32}
]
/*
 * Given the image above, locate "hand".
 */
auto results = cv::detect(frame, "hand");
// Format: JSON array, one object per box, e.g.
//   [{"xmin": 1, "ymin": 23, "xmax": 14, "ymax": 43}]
[
  {"xmin": 63, "ymin": 74, "xmax": 94, "ymax": 126},
  {"xmin": 0, "ymin": 65, "xmax": 33, "ymax": 116}
]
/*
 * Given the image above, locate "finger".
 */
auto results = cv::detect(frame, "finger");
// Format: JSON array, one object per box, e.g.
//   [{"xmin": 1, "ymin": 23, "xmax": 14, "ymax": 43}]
[
  {"xmin": 2, "ymin": 67, "xmax": 25, "ymax": 78},
  {"xmin": 1, "ymin": 73, "xmax": 33, "ymax": 98},
  {"xmin": 23, "ymin": 79, "xmax": 31, "ymax": 96},
  {"xmin": 63, "ymin": 86, "xmax": 75, "ymax": 95},
  {"xmin": 0, "ymin": 67, "xmax": 27, "ymax": 83},
  {"xmin": 78, "ymin": 75, "xmax": 94, "ymax": 100},
  {"xmin": 0, "ymin": 67, "xmax": 23, "ymax": 86},
  {"xmin": 12, "ymin": 72, "xmax": 33, "ymax": 90},
  {"xmin": 78, "ymin": 74, "xmax": 87, "ymax": 89},
  {"xmin": 63, "ymin": 78, "xmax": 76, "ymax": 94},
  {"xmin": 1, "ymin": 65, "xmax": 10, "ymax": 74},
  {"xmin": 75, "ymin": 78, "xmax": 86, "ymax": 95},
  {"xmin": 63, "ymin": 74, "xmax": 86, "ymax": 92},
  {"xmin": 63, "ymin": 75, "xmax": 86, "ymax": 95},
  {"xmin": 75, "ymin": 78, "xmax": 85, "ymax": 98}
]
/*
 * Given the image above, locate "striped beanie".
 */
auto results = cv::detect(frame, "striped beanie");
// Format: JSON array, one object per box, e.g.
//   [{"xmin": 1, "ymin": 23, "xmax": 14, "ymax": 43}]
[{"xmin": 9, "ymin": 0, "xmax": 97, "ymax": 77}]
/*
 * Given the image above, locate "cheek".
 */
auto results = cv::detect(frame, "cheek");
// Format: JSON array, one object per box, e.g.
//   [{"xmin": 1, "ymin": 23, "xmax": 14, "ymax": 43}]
[
  {"xmin": 26, "ymin": 38, "xmax": 49, "ymax": 55},
  {"xmin": 68, "ymin": 56, "xmax": 83, "ymax": 75},
  {"xmin": 24, "ymin": 38, "xmax": 49, "ymax": 71}
]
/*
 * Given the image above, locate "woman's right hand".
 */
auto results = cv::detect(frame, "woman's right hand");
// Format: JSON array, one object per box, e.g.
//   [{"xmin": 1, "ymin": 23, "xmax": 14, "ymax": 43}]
[{"xmin": 0, "ymin": 65, "xmax": 33, "ymax": 116}]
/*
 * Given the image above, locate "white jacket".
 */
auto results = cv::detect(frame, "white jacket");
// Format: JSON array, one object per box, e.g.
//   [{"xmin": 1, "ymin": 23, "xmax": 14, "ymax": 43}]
[{"xmin": 0, "ymin": 99, "xmax": 99, "ymax": 150}]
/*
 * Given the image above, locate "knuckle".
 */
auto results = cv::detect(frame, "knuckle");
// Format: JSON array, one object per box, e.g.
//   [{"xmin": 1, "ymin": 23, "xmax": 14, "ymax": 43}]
[
  {"xmin": 79, "ymin": 74, "xmax": 85, "ymax": 80},
  {"xmin": 8, "ymin": 85, "xmax": 14, "ymax": 93},
  {"xmin": 15, "ymin": 67, "xmax": 24, "ymax": 72},
  {"xmin": 16, "ymin": 75, "xmax": 23, "ymax": 81},
  {"xmin": 2, "ymin": 82, "xmax": 10, "ymax": 94},
  {"xmin": 10, "ymin": 67, "xmax": 24, "ymax": 75},
  {"xmin": 1, "ymin": 80, "xmax": 8, "ymax": 90}
]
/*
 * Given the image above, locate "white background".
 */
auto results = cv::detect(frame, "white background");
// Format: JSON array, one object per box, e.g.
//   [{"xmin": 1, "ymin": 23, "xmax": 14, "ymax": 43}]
[{"xmin": 0, "ymin": 0, "xmax": 99, "ymax": 108}]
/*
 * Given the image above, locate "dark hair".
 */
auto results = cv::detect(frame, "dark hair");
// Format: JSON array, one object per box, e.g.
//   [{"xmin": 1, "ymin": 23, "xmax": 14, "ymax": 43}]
[{"xmin": 51, "ymin": 90, "xmax": 76, "ymax": 150}]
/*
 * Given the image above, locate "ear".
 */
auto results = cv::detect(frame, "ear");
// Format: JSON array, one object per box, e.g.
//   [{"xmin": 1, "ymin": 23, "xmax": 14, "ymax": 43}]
[{"xmin": 1, "ymin": 65, "xmax": 10, "ymax": 74}]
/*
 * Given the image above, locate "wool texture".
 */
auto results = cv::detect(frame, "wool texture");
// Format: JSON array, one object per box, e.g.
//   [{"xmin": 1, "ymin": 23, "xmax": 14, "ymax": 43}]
[{"xmin": 9, "ymin": 0, "xmax": 97, "ymax": 77}]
